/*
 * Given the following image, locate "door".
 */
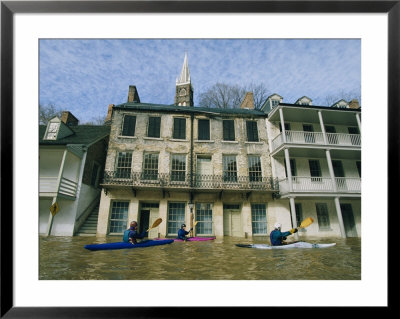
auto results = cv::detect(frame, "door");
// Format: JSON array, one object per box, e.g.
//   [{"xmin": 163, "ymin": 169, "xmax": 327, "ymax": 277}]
[
  {"xmin": 325, "ymin": 125, "xmax": 338, "ymax": 144},
  {"xmin": 223, "ymin": 209, "xmax": 242, "ymax": 237},
  {"xmin": 332, "ymin": 160, "xmax": 346, "ymax": 191},
  {"xmin": 348, "ymin": 127, "xmax": 360, "ymax": 145},
  {"xmin": 139, "ymin": 210, "xmax": 150, "ymax": 238},
  {"xmin": 197, "ymin": 155, "xmax": 212, "ymax": 186},
  {"xmin": 340, "ymin": 204, "xmax": 358, "ymax": 237},
  {"xmin": 303, "ymin": 124, "xmax": 315, "ymax": 143}
]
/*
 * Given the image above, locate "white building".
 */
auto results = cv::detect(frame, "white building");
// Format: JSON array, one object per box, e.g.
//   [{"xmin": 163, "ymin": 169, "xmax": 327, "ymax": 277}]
[
  {"xmin": 263, "ymin": 95, "xmax": 361, "ymax": 238},
  {"xmin": 39, "ymin": 112, "xmax": 110, "ymax": 236}
]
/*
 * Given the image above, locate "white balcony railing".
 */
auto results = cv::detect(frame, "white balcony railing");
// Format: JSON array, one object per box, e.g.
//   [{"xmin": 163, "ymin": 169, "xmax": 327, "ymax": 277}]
[
  {"xmin": 271, "ymin": 131, "xmax": 361, "ymax": 151},
  {"xmin": 40, "ymin": 176, "xmax": 78, "ymax": 197},
  {"xmin": 278, "ymin": 176, "xmax": 361, "ymax": 194}
]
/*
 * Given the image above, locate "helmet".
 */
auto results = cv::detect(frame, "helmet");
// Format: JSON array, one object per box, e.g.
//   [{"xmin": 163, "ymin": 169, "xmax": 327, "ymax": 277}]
[
  {"xmin": 181, "ymin": 223, "xmax": 186, "ymax": 228},
  {"xmin": 274, "ymin": 222, "xmax": 282, "ymax": 229}
]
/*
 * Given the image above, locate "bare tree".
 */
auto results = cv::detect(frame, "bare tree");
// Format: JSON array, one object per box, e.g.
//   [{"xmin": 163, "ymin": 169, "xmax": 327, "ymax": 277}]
[
  {"xmin": 323, "ymin": 90, "xmax": 361, "ymax": 106},
  {"xmin": 199, "ymin": 82, "xmax": 270, "ymax": 110},
  {"xmin": 81, "ymin": 115, "xmax": 107, "ymax": 125},
  {"xmin": 39, "ymin": 103, "xmax": 63, "ymax": 125}
]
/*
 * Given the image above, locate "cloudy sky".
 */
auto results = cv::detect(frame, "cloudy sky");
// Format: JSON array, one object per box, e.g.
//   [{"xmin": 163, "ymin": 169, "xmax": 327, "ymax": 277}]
[{"xmin": 39, "ymin": 39, "xmax": 361, "ymax": 123}]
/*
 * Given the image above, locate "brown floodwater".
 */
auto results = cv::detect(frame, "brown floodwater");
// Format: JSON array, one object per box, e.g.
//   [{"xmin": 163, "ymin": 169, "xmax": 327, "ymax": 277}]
[{"xmin": 39, "ymin": 236, "xmax": 361, "ymax": 280}]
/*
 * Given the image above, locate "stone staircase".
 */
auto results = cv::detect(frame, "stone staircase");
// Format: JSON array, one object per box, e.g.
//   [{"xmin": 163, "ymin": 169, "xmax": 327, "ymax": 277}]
[{"xmin": 75, "ymin": 205, "xmax": 99, "ymax": 236}]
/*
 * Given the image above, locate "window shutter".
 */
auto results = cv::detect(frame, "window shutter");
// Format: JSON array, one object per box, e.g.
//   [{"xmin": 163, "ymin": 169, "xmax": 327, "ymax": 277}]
[
  {"xmin": 223, "ymin": 120, "xmax": 235, "ymax": 141},
  {"xmin": 247, "ymin": 121, "xmax": 258, "ymax": 142},
  {"xmin": 173, "ymin": 118, "xmax": 186, "ymax": 139},
  {"xmin": 122, "ymin": 115, "xmax": 136, "ymax": 136},
  {"xmin": 198, "ymin": 119, "xmax": 210, "ymax": 140},
  {"xmin": 148, "ymin": 117, "xmax": 161, "ymax": 138}
]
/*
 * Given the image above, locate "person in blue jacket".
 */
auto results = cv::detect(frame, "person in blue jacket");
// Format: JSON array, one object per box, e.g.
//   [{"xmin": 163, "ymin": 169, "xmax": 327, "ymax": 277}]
[
  {"xmin": 177, "ymin": 223, "xmax": 193, "ymax": 241},
  {"xmin": 123, "ymin": 221, "xmax": 148, "ymax": 244},
  {"xmin": 270, "ymin": 222, "xmax": 298, "ymax": 246}
]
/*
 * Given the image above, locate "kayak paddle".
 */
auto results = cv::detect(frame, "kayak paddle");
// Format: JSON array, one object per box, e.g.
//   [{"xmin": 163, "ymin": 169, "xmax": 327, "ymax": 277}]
[
  {"xmin": 147, "ymin": 218, "xmax": 162, "ymax": 232},
  {"xmin": 298, "ymin": 217, "xmax": 314, "ymax": 229}
]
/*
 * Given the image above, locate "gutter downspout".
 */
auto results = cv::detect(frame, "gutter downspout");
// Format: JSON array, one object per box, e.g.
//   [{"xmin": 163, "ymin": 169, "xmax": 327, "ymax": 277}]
[{"xmin": 190, "ymin": 112, "xmax": 195, "ymax": 237}]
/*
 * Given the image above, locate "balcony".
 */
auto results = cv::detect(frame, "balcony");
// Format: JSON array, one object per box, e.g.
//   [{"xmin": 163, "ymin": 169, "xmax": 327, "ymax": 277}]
[
  {"xmin": 271, "ymin": 131, "xmax": 361, "ymax": 152},
  {"xmin": 40, "ymin": 176, "xmax": 78, "ymax": 198},
  {"xmin": 102, "ymin": 171, "xmax": 279, "ymax": 192},
  {"xmin": 278, "ymin": 176, "xmax": 361, "ymax": 195}
]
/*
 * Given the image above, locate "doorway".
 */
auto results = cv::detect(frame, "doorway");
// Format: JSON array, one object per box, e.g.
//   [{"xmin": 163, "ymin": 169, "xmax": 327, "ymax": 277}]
[
  {"xmin": 223, "ymin": 209, "xmax": 242, "ymax": 237},
  {"xmin": 139, "ymin": 210, "xmax": 150, "ymax": 237},
  {"xmin": 340, "ymin": 204, "xmax": 358, "ymax": 237}
]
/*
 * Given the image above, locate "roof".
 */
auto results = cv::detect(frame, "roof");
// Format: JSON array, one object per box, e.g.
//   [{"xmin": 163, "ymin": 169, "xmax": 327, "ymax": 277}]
[
  {"xmin": 278, "ymin": 103, "xmax": 361, "ymax": 112},
  {"xmin": 113, "ymin": 102, "xmax": 267, "ymax": 117},
  {"xmin": 39, "ymin": 125, "xmax": 110, "ymax": 145}
]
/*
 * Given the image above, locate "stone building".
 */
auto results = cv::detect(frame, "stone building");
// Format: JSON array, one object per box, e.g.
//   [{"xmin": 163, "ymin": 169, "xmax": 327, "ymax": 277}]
[{"xmin": 96, "ymin": 56, "xmax": 279, "ymax": 238}]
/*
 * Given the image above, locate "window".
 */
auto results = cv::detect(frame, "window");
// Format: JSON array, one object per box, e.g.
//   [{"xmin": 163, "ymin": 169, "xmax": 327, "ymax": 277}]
[
  {"xmin": 198, "ymin": 119, "xmax": 210, "ymax": 140},
  {"xmin": 147, "ymin": 117, "xmax": 161, "ymax": 138},
  {"xmin": 246, "ymin": 121, "xmax": 259, "ymax": 142},
  {"xmin": 109, "ymin": 201, "xmax": 129, "ymax": 234},
  {"xmin": 195, "ymin": 203, "xmax": 213, "ymax": 235},
  {"xmin": 173, "ymin": 118, "xmax": 186, "ymax": 139},
  {"xmin": 223, "ymin": 155, "xmax": 238, "ymax": 182},
  {"xmin": 223, "ymin": 120, "xmax": 235, "ymax": 141},
  {"xmin": 142, "ymin": 153, "xmax": 159, "ymax": 180},
  {"xmin": 248, "ymin": 155, "xmax": 262, "ymax": 182},
  {"xmin": 356, "ymin": 161, "xmax": 361, "ymax": 177},
  {"xmin": 316, "ymin": 203, "xmax": 331, "ymax": 230},
  {"xmin": 141, "ymin": 203, "xmax": 159, "ymax": 209},
  {"xmin": 46, "ymin": 122, "xmax": 60, "ymax": 140},
  {"xmin": 223, "ymin": 204, "xmax": 240, "ymax": 210},
  {"xmin": 309, "ymin": 160, "xmax": 321, "ymax": 182},
  {"xmin": 279, "ymin": 122, "xmax": 291, "ymax": 132},
  {"xmin": 90, "ymin": 162, "xmax": 100, "ymax": 187},
  {"xmin": 116, "ymin": 152, "xmax": 132, "ymax": 178},
  {"xmin": 121, "ymin": 115, "xmax": 136, "ymax": 137},
  {"xmin": 251, "ymin": 204, "xmax": 267, "ymax": 234},
  {"xmin": 271, "ymin": 100, "xmax": 279, "ymax": 107},
  {"xmin": 303, "ymin": 124, "xmax": 315, "ymax": 143},
  {"xmin": 167, "ymin": 203, "xmax": 186, "ymax": 235},
  {"xmin": 171, "ymin": 154, "xmax": 186, "ymax": 182}
]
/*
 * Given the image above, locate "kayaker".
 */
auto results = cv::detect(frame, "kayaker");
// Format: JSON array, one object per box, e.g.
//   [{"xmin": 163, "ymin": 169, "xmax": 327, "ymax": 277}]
[
  {"xmin": 177, "ymin": 223, "xmax": 193, "ymax": 241},
  {"xmin": 123, "ymin": 221, "xmax": 148, "ymax": 244},
  {"xmin": 270, "ymin": 222, "xmax": 298, "ymax": 246}
]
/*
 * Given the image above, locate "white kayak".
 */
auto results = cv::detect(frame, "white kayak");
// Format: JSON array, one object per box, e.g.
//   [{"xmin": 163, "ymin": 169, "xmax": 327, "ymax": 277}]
[{"xmin": 236, "ymin": 241, "xmax": 336, "ymax": 249}]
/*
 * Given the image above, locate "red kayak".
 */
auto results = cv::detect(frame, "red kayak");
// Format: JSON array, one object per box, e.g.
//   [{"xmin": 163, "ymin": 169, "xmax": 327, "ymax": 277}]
[{"xmin": 155, "ymin": 236, "xmax": 215, "ymax": 242}]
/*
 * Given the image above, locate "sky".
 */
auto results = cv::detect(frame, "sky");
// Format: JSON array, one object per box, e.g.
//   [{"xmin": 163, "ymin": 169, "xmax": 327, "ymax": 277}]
[{"xmin": 39, "ymin": 39, "xmax": 361, "ymax": 124}]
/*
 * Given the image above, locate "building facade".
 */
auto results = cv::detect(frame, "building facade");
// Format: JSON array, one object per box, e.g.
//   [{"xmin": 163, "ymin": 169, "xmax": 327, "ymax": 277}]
[{"xmin": 39, "ymin": 112, "xmax": 110, "ymax": 236}]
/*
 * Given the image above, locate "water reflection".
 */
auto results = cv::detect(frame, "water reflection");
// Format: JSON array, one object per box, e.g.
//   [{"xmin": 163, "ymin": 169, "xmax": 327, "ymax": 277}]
[{"xmin": 39, "ymin": 236, "xmax": 361, "ymax": 280}]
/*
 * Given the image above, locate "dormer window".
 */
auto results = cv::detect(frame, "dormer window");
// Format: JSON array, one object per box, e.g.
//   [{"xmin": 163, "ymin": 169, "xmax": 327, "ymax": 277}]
[
  {"xmin": 271, "ymin": 100, "xmax": 279, "ymax": 107},
  {"xmin": 46, "ymin": 122, "xmax": 60, "ymax": 140}
]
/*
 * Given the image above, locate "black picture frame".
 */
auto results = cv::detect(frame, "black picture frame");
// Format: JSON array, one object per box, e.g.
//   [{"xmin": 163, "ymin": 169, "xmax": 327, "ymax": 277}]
[{"xmin": 1, "ymin": 1, "xmax": 395, "ymax": 317}]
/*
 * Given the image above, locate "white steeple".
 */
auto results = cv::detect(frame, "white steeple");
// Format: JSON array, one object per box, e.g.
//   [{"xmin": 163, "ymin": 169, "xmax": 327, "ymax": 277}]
[{"xmin": 176, "ymin": 52, "xmax": 191, "ymax": 85}]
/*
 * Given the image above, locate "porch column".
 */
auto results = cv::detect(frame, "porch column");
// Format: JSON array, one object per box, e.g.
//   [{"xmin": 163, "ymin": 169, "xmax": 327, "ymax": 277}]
[
  {"xmin": 325, "ymin": 149, "xmax": 337, "ymax": 192},
  {"xmin": 213, "ymin": 200, "xmax": 224, "ymax": 238},
  {"xmin": 334, "ymin": 197, "xmax": 346, "ymax": 238},
  {"xmin": 278, "ymin": 107, "xmax": 287, "ymax": 143},
  {"xmin": 46, "ymin": 148, "xmax": 68, "ymax": 236},
  {"xmin": 284, "ymin": 148, "xmax": 293, "ymax": 192},
  {"xmin": 129, "ymin": 198, "xmax": 139, "ymax": 227},
  {"xmin": 356, "ymin": 113, "xmax": 361, "ymax": 134},
  {"xmin": 289, "ymin": 197, "xmax": 299, "ymax": 240},
  {"xmin": 159, "ymin": 199, "xmax": 168, "ymax": 237},
  {"xmin": 97, "ymin": 189, "xmax": 111, "ymax": 237},
  {"xmin": 318, "ymin": 111, "xmax": 328, "ymax": 144}
]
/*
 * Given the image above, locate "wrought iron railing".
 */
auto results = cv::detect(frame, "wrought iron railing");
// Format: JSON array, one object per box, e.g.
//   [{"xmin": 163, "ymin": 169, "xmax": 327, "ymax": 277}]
[{"xmin": 102, "ymin": 171, "xmax": 279, "ymax": 191}]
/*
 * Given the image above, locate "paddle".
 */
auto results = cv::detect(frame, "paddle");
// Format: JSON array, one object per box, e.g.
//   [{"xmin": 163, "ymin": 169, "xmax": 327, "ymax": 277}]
[
  {"xmin": 147, "ymin": 218, "xmax": 163, "ymax": 232},
  {"xmin": 298, "ymin": 217, "xmax": 314, "ymax": 229}
]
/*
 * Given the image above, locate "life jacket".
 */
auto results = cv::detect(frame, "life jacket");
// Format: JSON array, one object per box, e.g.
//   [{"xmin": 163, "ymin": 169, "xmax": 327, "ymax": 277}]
[{"xmin": 123, "ymin": 229, "xmax": 131, "ymax": 243}]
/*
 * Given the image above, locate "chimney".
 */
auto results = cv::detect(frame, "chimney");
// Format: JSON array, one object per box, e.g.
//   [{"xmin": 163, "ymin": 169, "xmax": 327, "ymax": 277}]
[
  {"xmin": 240, "ymin": 92, "xmax": 254, "ymax": 109},
  {"xmin": 127, "ymin": 85, "xmax": 140, "ymax": 103},
  {"xmin": 349, "ymin": 99, "xmax": 360, "ymax": 109},
  {"xmin": 105, "ymin": 104, "xmax": 114, "ymax": 124},
  {"xmin": 61, "ymin": 111, "xmax": 79, "ymax": 126}
]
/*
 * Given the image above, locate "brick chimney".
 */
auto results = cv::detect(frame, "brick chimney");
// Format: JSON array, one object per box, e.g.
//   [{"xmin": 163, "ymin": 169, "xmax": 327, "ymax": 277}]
[
  {"xmin": 104, "ymin": 104, "xmax": 114, "ymax": 124},
  {"xmin": 240, "ymin": 92, "xmax": 254, "ymax": 109},
  {"xmin": 127, "ymin": 85, "xmax": 140, "ymax": 103},
  {"xmin": 349, "ymin": 99, "xmax": 360, "ymax": 109},
  {"xmin": 60, "ymin": 111, "xmax": 79, "ymax": 126}
]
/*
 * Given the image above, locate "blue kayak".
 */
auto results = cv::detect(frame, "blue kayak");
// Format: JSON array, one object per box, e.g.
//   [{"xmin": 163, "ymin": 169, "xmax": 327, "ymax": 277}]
[{"xmin": 84, "ymin": 239, "xmax": 174, "ymax": 251}]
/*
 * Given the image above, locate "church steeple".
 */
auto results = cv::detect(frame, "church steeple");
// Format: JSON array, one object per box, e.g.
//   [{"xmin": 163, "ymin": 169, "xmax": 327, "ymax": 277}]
[{"xmin": 175, "ymin": 52, "xmax": 193, "ymax": 107}]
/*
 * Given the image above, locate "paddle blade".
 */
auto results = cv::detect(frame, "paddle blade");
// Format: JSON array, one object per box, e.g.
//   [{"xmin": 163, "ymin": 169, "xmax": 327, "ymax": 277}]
[
  {"xmin": 147, "ymin": 218, "xmax": 162, "ymax": 232},
  {"xmin": 194, "ymin": 221, "xmax": 199, "ymax": 227},
  {"xmin": 299, "ymin": 217, "xmax": 314, "ymax": 229}
]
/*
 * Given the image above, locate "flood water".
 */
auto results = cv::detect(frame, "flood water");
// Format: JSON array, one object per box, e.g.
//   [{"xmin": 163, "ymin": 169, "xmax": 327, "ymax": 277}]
[{"xmin": 39, "ymin": 236, "xmax": 361, "ymax": 280}]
